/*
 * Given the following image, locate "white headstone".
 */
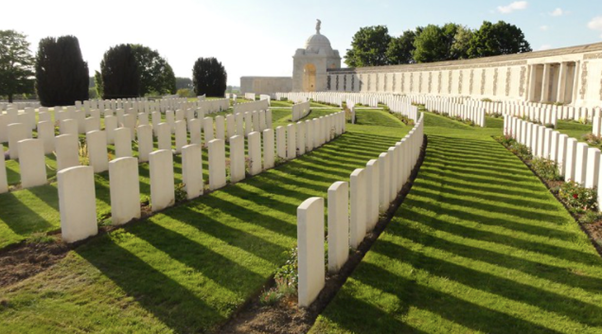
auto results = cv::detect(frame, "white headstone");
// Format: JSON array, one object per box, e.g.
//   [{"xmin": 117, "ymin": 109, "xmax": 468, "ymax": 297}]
[
  {"xmin": 18, "ymin": 139, "xmax": 47, "ymax": 188},
  {"xmin": 287, "ymin": 123, "xmax": 296, "ymax": 160},
  {"xmin": 104, "ymin": 116, "xmax": 117, "ymax": 144},
  {"xmin": 86, "ymin": 130, "xmax": 109, "ymax": 173},
  {"xmin": 182, "ymin": 144, "xmax": 204, "ymax": 199},
  {"xmin": 58, "ymin": 166, "xmax": 98, "ymax": 243},
  {"xmin": 248, "ymin": 131, "xmax": 262, "ymax": 175},
  {"xmin": 0, "ymin": 144, "xmax": 8, "ymax": 193},
  {"xmin": 263, "ymin": 129, "xmax": 275, "ymax": 169},
  {"xmin": 149, "ymin": 149, "xmax": 175, "ymax": 211},
  {"xmin": 297, "ymin": 197, "xmax": 325, "ymax": 307},
  {"xmin": 350, "ymin": 168, "xmax": 366, "ymax": 249},
  {"xmin": 55, "ymin": 134, "xmax": 80, "ymax": 171},
  {"xmin": 109, "ymin": 157, "xmax": 141, "ymax": 225},
  {"xmin": 229, "ymin": 135, "xmax": 245, "ymax": 183},
  {"xmin": 175, "ymin": 120, "xmax": 187, "ymax": 154},
  {"xmin": 328, "ymin": 181, "xmax": 349, "ymax": 273},
  {"xmin": 137, "ymin": 125, "xmax": 153, "ymax": 163},
  {"xmin": 157, "ymin": 122, "xmax": 171, "ymax": 151},
  {"xmin": 208, "ymin": 139, "xmax": 227, "ymax": 190},
  {"xmin": 114, "ymin": 127, "xmax": 132, "ymax": 158},
  {"xmin": 7, "ymin": 123, "xmax": 29, "ymax": 160}
]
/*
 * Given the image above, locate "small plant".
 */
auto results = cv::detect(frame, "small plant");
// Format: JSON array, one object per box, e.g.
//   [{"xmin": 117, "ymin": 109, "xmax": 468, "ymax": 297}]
[
  {"xmin": 259, "ymin": 247, "xmax": 298, "ymax": 305},
  {"xmin": 25, "ymin": 232, "xmax": 54, "ymax": 244},
  {"xmin": 174, "ymin": 183, "xmax": 187, "ymax": 202},
  {"xmin": 544, "ymin": 123, "xmax": 555, "ymax": 129},
  {"xmin": 259, "ymin": 289, "xmax": 281, "ymax": 306},
  {"xmin": 583, "ymin": 133, "xmax": 602, "ymax": 147},
  {"xmin": 558, "ymin": 181, "xmax": 598, "ymax": 213},
  {"xmin": 579, "ymin": 211, "xmax": 602, "ymax": 224},
  {"xmin": 579, "ymin": 117, "xmax": 588, "ymax": 125},
  {"xmin": 465, "ymin": 120, "xmax": 474, "ymax": 127},
  {"xmin": 530, "ymin": 158, "xmax": 562, "ymax": 181}
]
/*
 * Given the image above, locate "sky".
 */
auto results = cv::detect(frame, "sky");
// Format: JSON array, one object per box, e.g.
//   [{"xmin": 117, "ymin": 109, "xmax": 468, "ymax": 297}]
[{"xmin": 2, "ymin": 0, "xmax": 602, "ymax": 86}]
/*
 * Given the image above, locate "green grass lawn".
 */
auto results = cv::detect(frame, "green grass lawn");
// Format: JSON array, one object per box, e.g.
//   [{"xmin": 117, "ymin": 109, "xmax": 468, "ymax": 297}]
[
  {"xmin": 0, "ymin": 109, "xmax": 412, "ymax": 333},
  {"xmin": 311, "ymin": 113, "xmax": 602, "ymax": 333},
  {"xmin": 556, "ymin": 120, "xmax": 593, "ymax": 143}
]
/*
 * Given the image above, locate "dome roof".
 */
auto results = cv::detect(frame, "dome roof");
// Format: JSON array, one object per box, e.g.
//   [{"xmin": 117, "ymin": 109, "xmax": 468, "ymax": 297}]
[{"xmin": 304, "ymin": 33, "xmax": 333, "ymax": 54}]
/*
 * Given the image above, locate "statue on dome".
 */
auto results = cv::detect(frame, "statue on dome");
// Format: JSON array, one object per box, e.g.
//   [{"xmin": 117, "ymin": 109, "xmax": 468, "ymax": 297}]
[{"xmin": 316, "ymin": 19, "xmax": 321, "ymax": 34}]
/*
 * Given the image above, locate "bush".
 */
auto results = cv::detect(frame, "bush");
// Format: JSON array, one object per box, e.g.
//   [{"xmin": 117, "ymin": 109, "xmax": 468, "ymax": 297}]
[
  {"xmin": 177, "ymin": 88, "xmax": 192, "ymax": 98},
  {"xmin": 558, "ymin": 181, "xmax": 598, "ymax": 213},
  {"xmin": 583, "ymin": 133, "xmax": 602, "ymax": 147},
  {"xmin": 100, "ymin": 44, "xmax": 140, "ymax": 99},
  {"xmin": 192, "ymin": 57, "xmax": 227, "ymax": 97},
  {"xmin": 530, "ymin": 158, "xmax": 561, "ymax": 181},
  {"xmin": 579, "ymin": 211, "xmax": 602, "ymax": 224}
]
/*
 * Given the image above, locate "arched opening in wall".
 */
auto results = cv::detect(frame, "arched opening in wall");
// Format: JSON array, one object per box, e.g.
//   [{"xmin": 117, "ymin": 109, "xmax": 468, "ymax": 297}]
[{"xmin": 303, "ymin": 63, "xmax": 317, "ymax": 92}]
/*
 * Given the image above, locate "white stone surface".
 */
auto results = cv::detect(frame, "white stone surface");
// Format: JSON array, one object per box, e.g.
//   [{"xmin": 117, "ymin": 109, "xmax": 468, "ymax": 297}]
[
  {"xmin": 263, "ymin": 129, "xmax": 275, "ymax": 169},
  {"xmin": 0, "ymin": 144, "xmax": 7, "ymax": 193},
  {"xmin": 149, "ymin": 149, "xmax": 175, "ymax": 212},
  {"xmin": 215, "ymin": 115, "xmax": 225, "ymax": 140},
  {"xmin": 37, "ymin": 121, "xmax": 55, "ymax": 154},
  {"xmin": 565, "ymin": 138, "xmax": 577, "ymax": 181},
  {"xmin": 365, "ymin": 159, "xmax": 379, "ymax": 231},
  {"xmin": 157, "ymin": 122, "xmax": 171, "ymax": 150},
  {"xmin": 297, "ymin": 197, "xmax": 325, "ymax": 308},
  {"xmin": 327, "ymin": 181, "xmax": 349, "ymax": 273},
  {"xmin": 137, "ymin": 125, "xmax": 153, "ymax": 163},
  {"xmin": 58, "ymin": 166, "xmax": 98, "ymax": 243},
  {"xmin": 378, "ymin": 152, "xmax": 390, "ymax": 211},
  {"xmin": 388, "ymin": 147, "xmax": 397, "ymax": 201},
  {"xmin": 276, "ymin": 126, "xmax": 286, "ymax": 159},
  {"xmin": 109, "ymin": 157, "xmax": 141, "ymax": 225},
  {"xmin": 189, "ymin": 118, "xmax": 202, "ymax": 145},
  {"xmin": 574, "ymin": 143, "xmax": 589, "ymax": 185},
  {"xmin": 8, "ymin": 123, "xmax": 29, "ymax": 160},
  {"xmin": 104, "ymin": 116, "xmax": 117, "ymax": 144},
  {"xmin": 350, "ymin": 168, "xmax": 366, "ymax": 249},
  {"xmin": 203, "ymin": 117, "xmax": 214, "ymax": 144},
  {"xmin": 229, "ymin": 135, "xmax": 245, "ymax": 183},
  {"xmin": 18, "ymin": 139, "xmax": 46, "ymax": 188},
  {"xmin": 208, "ymin": 139, "xmax": 227, "ymax": 190},
  {"xmin": 297, "ymin": 121, "xmax": 306, "ymax": 155},
  {"xmin": 175, "ymin": 120, "xmax": 188, "ymax": 153},
  {"xmin": 60, "ymin": 119, "xmax": 78, "ymax": 136},
  {"xmin": 86, "ymin": 130, "xmax": 109, "ymax": 173},
  {"xmin": 114, "ymin": 127, "xmax": 132, "ymax": 158},
  {"xmin": 226, "ymin": 114, "xmax": 236, "ymax": 139},
  {"xmin": 287, "ymin": 123, "xmax": 296, "ymax": 160},
  {"xmin": 585, "ymin": 148, "xmax": 601, "ymax": 189},
  {"xmin": 182, "ymin": 144, "xmax": 204, "ymax": 199},
  {"xmin": 55, "ymin": 134, "xmax": 80, "ymax": 171},
  {"xmin": 557, "ymin": 134, "xmax": 568, "ymax": 176},
  {"xmin": 248, "ymin": 131, "xmax": 262, "ymax": 175}
]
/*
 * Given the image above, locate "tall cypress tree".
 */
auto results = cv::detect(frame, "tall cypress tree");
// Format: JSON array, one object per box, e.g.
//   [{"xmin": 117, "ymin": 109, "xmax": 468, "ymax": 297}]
[
  {"xmin": 100, "ymin": 44, "xmax": 140, "ymax": 99},
  {"xmin": 35, "ymin": 35, "xmax": 89, "ymax": 106},
  {"xmin": 192, "ymin": 57, "xmax": 227, "ymax": 97}
]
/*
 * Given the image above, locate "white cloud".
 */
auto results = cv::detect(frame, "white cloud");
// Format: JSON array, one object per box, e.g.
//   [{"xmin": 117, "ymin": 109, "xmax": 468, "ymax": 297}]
[
  {"xmin": 538, "ymin": 44, "xmax": 552, "ymax": 51},
  {"xmin": 550, "ymin": 8, "xmax": 563, "ymax": 16},
  {"xmin": 497, "ymin": 1, "xmax": 528, "ymax": 14},
  {"xmin": 588, "ymin": 16, "xmax": 602, "ymax": 38},
  {"xmin": 539, "ymin": 25, "xmax": 549, "ymax": 31}
]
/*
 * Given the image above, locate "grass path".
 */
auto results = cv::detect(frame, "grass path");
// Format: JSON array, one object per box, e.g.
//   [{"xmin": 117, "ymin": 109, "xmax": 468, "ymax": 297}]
[
  {"xmin": 0, "ymin": 109, "xmax": 409, "ymax": 333},
  {"xmin": 312, "ymin": 113, "xmax": 602, "ymax": 333}
]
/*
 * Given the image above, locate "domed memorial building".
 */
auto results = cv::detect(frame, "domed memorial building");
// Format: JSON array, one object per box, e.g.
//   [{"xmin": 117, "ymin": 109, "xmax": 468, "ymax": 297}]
[{"xmin": 240, "ymin": 20, "xmax": 341, "ymax": 95}]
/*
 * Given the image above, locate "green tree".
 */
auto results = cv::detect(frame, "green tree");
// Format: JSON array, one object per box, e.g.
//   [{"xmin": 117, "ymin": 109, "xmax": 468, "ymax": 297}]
[
  {"xmin": 35, "ymin": 35, "xmax": 89, "ymax": 107},
  {"xmin": 450, "ymin": 25, "xmax": 474, "ymax": 60},
  {"xmin": 192, "ymin": 57, "xmax": 227, "ymax": 97},
  {"xmin": 412, "ymin": 24, "xmax": 449, "ymax": 63},
  {"xmin": 176, "ymin": 77, "xmax": 192, "ymax": 90},
  {"xmin": 131, "ymin": 45, "xmax": 176, "ymax": 96},
  {"xmin": 94, "ymin": 70, "xmax": 103, "ymax": 98},
  {"xmin": 100, "ymin": 44, "xmax": 140, "ymax": 99},
  {"xmin": 468, "ymin": 21, "xmax": 531, "ymax": 58},
  {"xmin": 345, "ymin": 25, "xmax": 391, "ymax": 67},
  {"xmin": 386, "ymin": 30, "xmax": 417, "ymax": 64},
  {"xmin": 0, "ymin": 30, "xmax": 34, "ymax": 102}
]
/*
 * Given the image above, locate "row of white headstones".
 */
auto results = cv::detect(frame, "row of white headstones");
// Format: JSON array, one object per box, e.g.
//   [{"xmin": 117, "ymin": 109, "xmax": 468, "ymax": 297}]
[
  {"xmin": 505, "ymin": 115, "xmax": 602, "ymax": 210},
  {"xmin": 424, "ymin": 99, "xmax": 487, "ymax": 126},
  {"xmin": 296, "ymin": 113, "xmax": 425, "ymax": 307},
  {"xmin": 291, "ymin": 101, "xmax": 311, "ymax": 122},
  {"xmin": 0, "ymin": 110, "xmax": 347, "ymax": 244}
]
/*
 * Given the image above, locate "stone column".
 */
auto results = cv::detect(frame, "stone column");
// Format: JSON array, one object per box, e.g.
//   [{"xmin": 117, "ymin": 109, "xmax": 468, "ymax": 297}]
[
  {"xmin": 297, "ymin": 197, "xmax": 325, "ymax": 308},
  {"xmin": 109, "ymin": 157, "xmax": 141, "ymax": 225},
  {"xmin": 58, "ymin": 166, "xmax": 98, "ymax": 243},
  {"xmin": 540, "ymin": 64, "xmax": 551, "ymax": 103},
  {"xmin": 556, "ymin": 62, "xmax": 568, "ymax": 103},
  {"xmin": 328, "ymin": 181, "xmax": 349, "ymax": 273}
]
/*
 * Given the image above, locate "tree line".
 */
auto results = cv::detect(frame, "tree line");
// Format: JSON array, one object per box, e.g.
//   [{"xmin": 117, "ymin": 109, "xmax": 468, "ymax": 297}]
[
  {"xmin": 345, "ymin": 20, "xmax": 532, "ymax": 67},
  {"xmin": 0, "ymin": 30, "xmax": 227, "ymax": 105}
]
